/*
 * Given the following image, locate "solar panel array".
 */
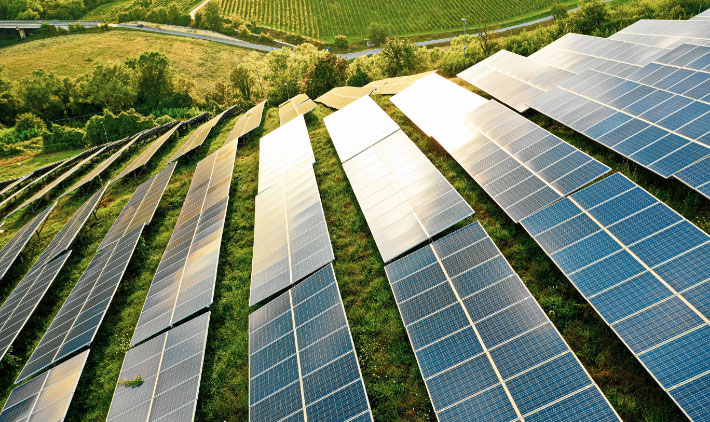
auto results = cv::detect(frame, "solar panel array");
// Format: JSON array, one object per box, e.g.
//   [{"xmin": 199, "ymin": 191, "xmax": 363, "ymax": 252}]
[
  {"xmin": 458, "ymin": 50, "xmax": 574, "ymax": 112},
  {"xmin": 279, "ymin": 94, "xmax": 317, "ymax": 126},
  {"xmin": 225, "ymin": 101, "xmax": 266, "ymax": 143},
  {"xmin": 315, "ymin": 86, "xmax": 375, "ymax": 110},
  {"xmin": 249, "ymin": 264, "xmax": 373, "ymax": 422},
  {"xmin": 168, "ymin": 105, "xmax": 235, "ymax": 163},
  {"xmin": 116, "ymin": 122, "xmax": 183, "ymax": 180},
  {"xmin": 98, "ymin": 163, "xmax": 176, "ymax": 251},
  {"xmin": 251, "ymin": 163, "xmax": 334, "ymax": 305},
  {"xmin": 131, "ymin": 140, "xmax": 237, "ymax": 346},
  {"xmin": 108, "ymin": 312, "xmax": 210, "ymax": 422},
  {"xmin": 257, "ymin": 115, "xmax": 315, "ymax": 193},
  {"xmin": 0, "ymin": 159, "xmax": 63, "ymax": 198},
  {"xmin": 343, "ymin": 129, "xmax": 473, "ymax": 262},
  {"xmin": 385, "ymin": 222, "xmax": 620, "ymax": 422},
  {"xmin": 364, "ymin": 70, "xmax": 436, "ymax": 95},
  {"xmin": 391, "ymin": 74, "xmax": 609, "ymax": 222},
  {"xmin": 322, "ymin": 95, "xmax": 400, "ymax": 162},
  {"xmin": 692, "ymin": 8, "xmax": 710, "ymax": 20},
  {"xmin": 0, "ymin": 203, "xmax": 55, "ymax": 280},
  {"xmin": 0, "ymin": 350, "xmax": 89, "ymax": 422},
  {"xmin": 521, "ymin": 173, "xmax": 710, "ymax": 421},
  {"xmin": 610, "ymin": 19, "xmax": 710, "ymax": 49}
]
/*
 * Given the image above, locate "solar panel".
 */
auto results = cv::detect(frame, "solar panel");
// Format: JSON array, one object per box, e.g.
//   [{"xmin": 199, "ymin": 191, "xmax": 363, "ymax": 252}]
[
  {"xmin": 0, "ymin": 203, "xmax": 55, "ymax": 280},
  {"xmin": 365, "ymin": 71, "xmax": 436, "ymax": 95},
  {"xmin": 167, "ymin": 106, "xmax": 236, "ymax": 163},
  {"xmin": 226, "ymin": 101, "xmax": 266, "ymax": 143},
  {"xmin": 691, "ymin": 8, "xmax": 710, "ymax": 20},
  {"xmin": 6, "ymin": 146, "xmax": 107, "ymax": 218},
  {"xmin": 315, "ymin": 86, "xmax": 375, "ymax": 110},
  {"xmin": 249, "ymin": 264, "xmax": 373, "ymax": 422},
  {"xmin": 250, "ymin": 163, "xmax": 334, "ymax": 306},
  {"xmin": 384, "ymin": 222, "xmax": 620, "ymax": 421},
  {"xmin": 16, "ymin": 226, "xmax": 144, "ymax": 383},
  {"xmin": 279, "ymin": 94, "xmax": 317, "ymax": 126},
  {"xmin": 520, "ymin": 173, "xmax": 710, "ymax": 421},
  {"xmin": 98, "ymin": 163, "xmax": 176, "ymax": 251},
  {"xmin": 116, "ymin": 122, "xmax": 182, "ymax": 180},
  {"xmin": 610, "ymin": 19, "xmax": 710, "ymax": 49},
  {"xmin": 0, "ymin": 159, "xmax": 63, "ymax": 198},
  {"xmin": 322, "ymin": 96, "xmax": 400, "ymax": 162},
  {"xmin": 458, "ymin": 50, "xmax": 575, "ymax": 112},
  {"xmin": 0, "ymin": 175, "xmax": 30, "ymax": 199},
  {"xmin": 108, "ymin": 312, "xmax": 210, "ymax": 422},
  {"xmin": 675, "ymin": 155, "xmax": 710, "ymax": 199},
  {"xmin": 130, "ymin": 140, "xmax": 237, "ymax": 346},
  {"xmin": 343, "ymin": 130, "xmax": 474, "ymax": 262},
  {"xmin": 257, "ymin": 115, "xmax": 314, "ymax": 193},
  {"xmin": 0, "ymin": 349, "xmax": 89, "ymax": 422}
]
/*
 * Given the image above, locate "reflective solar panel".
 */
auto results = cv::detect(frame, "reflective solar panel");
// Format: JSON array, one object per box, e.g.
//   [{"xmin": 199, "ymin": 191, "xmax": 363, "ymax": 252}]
[
  {"xmin": 323, "ymin": 96, "xmax": 401, "ymax": 162},
  {"xmin": 675, "ymin": 155, "xmax": 710, "ymax": 199},
  {"xmin": 249, "ymin": 264, "xmax": 373, "ymax": 422},
  {"xmin": 250, "ymin": 163, "xmax": 334, "ymax": 306},
  {"xmin": 131, "ymin": 140, "xmax": 237, "ymax": 346},
  {"xmin": 0, "ymin": 160, "xmax": 64, "ymax": 199},
  {"xmin": 691, "ymin": 8, "xmax": 710, "ymax": 20},
  {"xmin": 343, "ymin": 130, "xmax": 474, "ymax": 262},
  {"xmin": 16, "ymin": 226, "xmax": 144, "ymax": 383},
  {"xmin": 116, "ymin": 122, "xmax": 182, "ymax": 180},
  {"xmin": 0, "ymin": 203, "xmax": 55, "ymax": 280},
  {"xmin": 0, "ymin": 349, "xmax": 89, "ymax": 422},
  {"xmin": 257, "ymin": 115, "xmax": 314, "ymax": 193},
  {"xmin": 279, "ymin": 94, "xmax": 317, "ymax": 126},
  {"xmin": 364, "ymin": 71, "xmax": 436, "ymax": 95},
  {"xmin": 458, "ymin": 50, "xmax": 575, "ymax": 112},
  {"xmin": 315, "ymin": 86, "xmax": 375, "ymax": 110},
  {"xmin": 384, "ymin": 222, "xmax": 620, "ymax": 421},
  {"xmin": 168, "ymin": 106, "xmax": 236, "ymax": 163},
  {"xmin": 610, "ymin": 19, "xmax": 710, "ymax": 49},
  {"xmin": 98, "ymin": 163, "xmax": 176, "ymax": 251},
  {"xmin": 226, "ymin": 101, "xmax": 266, "ymax": 143},
  {"xmin": 521, "ymin": 173, "xmax": 710, "ymax": 421},
  {"xmin": 6, "ymin": 146, "xmax": 107, "ymax": 218},
  {"xmin": 108, "ymin": 312, "xmax": 210, "ymax": 422}
]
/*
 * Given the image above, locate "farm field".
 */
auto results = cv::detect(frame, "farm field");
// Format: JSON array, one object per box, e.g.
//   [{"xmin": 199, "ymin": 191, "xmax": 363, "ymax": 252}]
[
  {"xmin": 0, "ymin": 29, "xmax": 258, "ymax": 92},
  {"xmin": 217, "ymin": 0, "xmax": 576, "ymax": 39},
  {"xmin": 83, "ymin": 0, "xmax": 204, "ymax": 21}
]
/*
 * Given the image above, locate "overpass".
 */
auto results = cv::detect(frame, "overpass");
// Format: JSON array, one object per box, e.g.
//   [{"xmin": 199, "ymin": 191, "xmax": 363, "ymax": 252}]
[{"xmin": 0, "ymin": 20, "xmax": 102, "ymax": 37}]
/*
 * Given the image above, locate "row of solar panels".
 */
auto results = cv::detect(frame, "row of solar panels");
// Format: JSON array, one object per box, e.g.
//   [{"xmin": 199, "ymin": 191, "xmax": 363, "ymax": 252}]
[{"xmin": 0, "ymin": 103, "xmax": 265, "ymax": 421}]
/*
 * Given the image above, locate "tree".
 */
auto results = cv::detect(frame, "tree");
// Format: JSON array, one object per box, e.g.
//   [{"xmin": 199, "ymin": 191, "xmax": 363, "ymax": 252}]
[
  {"xmin": 167, "ymin": 3, "xmax": 190, "ymax": 26},
  {"xmin": 197, "ymin": 2, "xmax": 223, "ymax": 32},
  {"xmin": 334, "ymin": 35, "xmax": 348, "ymax": 50},
  {"xmin": 0, "ymin": 69, "xmax": 20, "ymax": 126},
  {"xmin": 80, "ymin": 63, "xmax": 137, "ymax": 111},
  {"xmin": 551, "ymin": 2, "xmax": 568, "ymax": 20},
  {"xmin": 15, "ymin": 112, "xmax": 45, "ymax": 132},
  {"xmin": 379, "ymin": 38, "xmax": 419, "ymax": 77},
  {"xmin": 302, "ymin": 53, "xmax": 348, "ymax": 99},
  {"xmin": 367, "ymin": 22, "xmax": 388, "ymax": 46},
  {"xmin": 126, "ymin": 51, "xmax": 174, "ymax": 108},
  {"xmin": 476, "ymin": 26, "xmax": 499, "ymax": 57},
  {"xmin": 567, "ymin": 0, "xmax": 609, "ymax": 34},
  {"xmin": 347, "ymin": 65, "xmax": 372, "ymax": 87},
  {"xmin": 17, "ymin": 70, "xmax": 69, "ymax": 122}
]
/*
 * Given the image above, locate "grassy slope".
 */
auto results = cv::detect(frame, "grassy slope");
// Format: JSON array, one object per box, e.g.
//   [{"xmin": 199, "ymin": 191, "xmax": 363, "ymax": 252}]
[
  {"xmin": 0, "ymin": 84, "xmax": 705, "ymax": 421},
  {"xmin": 0, "ymin": 29, "xmax": 257, "ymax": 92},
  {"xmin": 0, "ymin": 149, "xmax": 86, "ymax": 181}
]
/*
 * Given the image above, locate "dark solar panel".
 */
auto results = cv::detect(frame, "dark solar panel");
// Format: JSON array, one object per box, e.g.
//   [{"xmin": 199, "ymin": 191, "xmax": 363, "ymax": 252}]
[
  {"xmin": 521, "ymin": 173, "xmax": 710, "ymax": 421},
  {"xmin": 0, "ymin": 203, "xmax": 55, "ymax": 280},
  {"xmin": 131, "ymin": 140, "xmax": 237, "ymax": 346},
  {"xmin": 249, "ymin": 264, "xmax": 373, "ymax": 422},
  {"xmin": 0, "ymin": 350, "xmax": 89, "ymax": 422},
  {"xmin": 384, "ymin": 222, "xmax": 620, "ymax": 421},
  {"xmin": 98, "ymin": 163, "xmax": 176, "ymax": 251},
  {"xmin": 250, "ymin": 163, "xmax": 334, "ymax": 306},
  {"xmin": 116, "ymin": 122, "xmax": 182, "ymax": 180},
  {"xmin": 108, "ymin": 312, "xmax": 210, "ymax": 422}
]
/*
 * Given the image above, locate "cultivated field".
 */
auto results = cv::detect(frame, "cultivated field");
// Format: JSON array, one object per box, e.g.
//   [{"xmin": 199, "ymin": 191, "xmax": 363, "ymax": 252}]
[
  {"xmin": 218, "ymin": 0, "xmax": 574, "ymax": 39},
  {"xmin": 0, "ymin": 29, "xmax": 257, "ymax": 92}
]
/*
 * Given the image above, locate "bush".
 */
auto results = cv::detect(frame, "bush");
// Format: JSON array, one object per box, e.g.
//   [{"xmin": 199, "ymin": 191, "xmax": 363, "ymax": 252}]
[
  {"xmin": 42, "ymin": 124, "xmax": 86, "ymax": 152},
  {"xmin": 367, "ymin": 22, "xmax": 388, "ymax": 46},
  {"xmin": 258, "ymin": 33, "xmax": 273, "ymax": 43},
  {"xmin": 15, "ymin": 113, "xmax": 45, "ymax": 133},
  {"xmin": 84, "ymin": 109, "xmax": 156, "ymax": 146},
  {"xmin": 237, "ymin": 24, "xmax": 251, "ymax": 38},
  {"xmin": 334, "ymin": 35, "xmax": 348, "ymax": 49}
]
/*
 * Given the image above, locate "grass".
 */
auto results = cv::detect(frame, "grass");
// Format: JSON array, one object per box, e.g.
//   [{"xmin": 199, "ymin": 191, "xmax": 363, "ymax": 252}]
[
  {"xmin": 0, "ymin": 149, "xmax": 86, "ymax": 181},
  {"xmin": 0, "ymin": 28, "xmax": 259, "ymax": 93},
  {"xmin": 0, "ymin": 82, "xmax": 706, "ymax": 421}
]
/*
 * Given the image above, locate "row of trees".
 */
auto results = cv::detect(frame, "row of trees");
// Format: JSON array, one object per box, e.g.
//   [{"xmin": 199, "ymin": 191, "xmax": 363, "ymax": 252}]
[{"xmin": 0, "ymin": 0, "xmax": 113, "ymax": 20}]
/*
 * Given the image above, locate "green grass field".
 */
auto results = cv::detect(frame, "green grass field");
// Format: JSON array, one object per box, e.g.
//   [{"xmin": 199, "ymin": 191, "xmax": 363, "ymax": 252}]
[
  {"xmin": 217, "ymin": 0, "xmax": 575, "ymax": 39},
  {"xmin": 0, "ymin": 78, "xmax": 705, "ymax": 421}
]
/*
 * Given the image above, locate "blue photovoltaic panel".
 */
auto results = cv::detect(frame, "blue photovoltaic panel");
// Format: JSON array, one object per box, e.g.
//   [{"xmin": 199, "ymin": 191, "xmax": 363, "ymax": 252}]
[
  {"xmin": 521, "ymin": 173, "xmax": 710, "ymax": 421},
  {"xmin": 384, "ymin": 221, "xmax": 620, "ymax": 421},
  {"xmin": 249, "ymin": 264, "xmax": 372, "ymax": 422},
  {"xmin": 675, "ymin": 156, "xmax": 710, "ymax": 199}
]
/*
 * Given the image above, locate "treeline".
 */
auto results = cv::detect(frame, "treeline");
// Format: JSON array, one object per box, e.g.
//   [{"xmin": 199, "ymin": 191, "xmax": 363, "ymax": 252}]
[
  {"xmin": 0, "ymin": 0, "xmax": 115, "ymax": 20},
  {"xmin": 117, "ymin": 0, "xmax": 190, "ymax": 26}
]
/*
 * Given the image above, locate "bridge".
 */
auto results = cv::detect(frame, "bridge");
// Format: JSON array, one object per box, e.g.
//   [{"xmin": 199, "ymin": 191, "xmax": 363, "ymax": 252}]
[{"xmin": 0, "ymin": 20, "xmax": 102, "ymax": 37}]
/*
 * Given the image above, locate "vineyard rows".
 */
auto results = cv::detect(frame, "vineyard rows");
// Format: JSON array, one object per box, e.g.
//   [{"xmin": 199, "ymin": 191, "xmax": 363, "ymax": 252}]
[
  {"xmin": 218, "ymin": 0, "xmax": 561, "ymax": 38},
  {"xmin": 84, "ymin": 0, "xmax": 203, "ymax": 20}
]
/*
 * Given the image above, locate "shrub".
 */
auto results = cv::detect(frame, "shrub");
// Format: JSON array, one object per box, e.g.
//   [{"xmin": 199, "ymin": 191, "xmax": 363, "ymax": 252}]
[
  {"xmin": 84, "ymin": 109, "xmax": 156, "ymax": 146},
  {"xmin": 42, "ymin": 124, "xmax": 86, "ymax": 152},
  {"xmin": 367, "ymin": 22, "xmax": 388, "ymax": 46},
  {"xmin": 237, "ymin": 24, "xmax": 251, "ymax": 38},
  {"xmin": 334, "ymin": 35, "xmax": 348, "ymax": 49},
  {"xmin": 15, "ymin": 113, "xmax": 45, "ymax": 133}
]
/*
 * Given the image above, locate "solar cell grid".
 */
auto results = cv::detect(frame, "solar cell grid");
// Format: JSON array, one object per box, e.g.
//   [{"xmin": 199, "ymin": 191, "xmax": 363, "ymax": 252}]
[
  {"xmin": 250, "ymin": 163, "xmax": 334, "ymax": 306},
  {"xmin": 279, "ymin": 94, "xmax": 317, "ymax": 125},
  {"xmin": 108, "ymin": 312, "xmax": 210, "ymax": 422},
  {"xmin": 342, "ymin": 130, "xmax": 473, "ymax": 261},
  {"xmin": 257, "ymin": 115, "xmax": 314, "ymax": 193},
  {"xmin": 249, "ymin": 264, "xmax": 373, "ymax": 422},
  {"xmin": 168, "ymin": 105, "xmax": 236, "ymax": 163},
  {"xmin": 610, "ymin": 19, "xmax": 710, "ymax": 49},
  {"xmin": 116, "ymin": 121, "xmax": 182, "ymax": 180},
  {"xmin": 521, "ymin": 173, "xmax": 710, "ymax": 421},
  {"xmin": 131, "ymin": 140, "xmax": 237, "ymax": 346},
  {"xmin": 384, "ymin": 222, "xmax": 620, "ymax": 421},
  {"xmin": 323, "ymin": 96, "xmax": 401, "ymax": 162},
  {"xmin": 364, "ymin": 71, "xmax": 436, "ymax": 95},
  {"xmin": 0, "ymin": 203, "xmax": 55, "ymax": 280},
  {"xmin": 0, "ymin": 349, "xmax": 89, "ymax": 422},
  {"xmin": 315, "ymin": 86, "xmax": 375, "ymax": 110},
  {"xmin": 226, "ymin": 101, "xmax": 266, "ymax": 143}
]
